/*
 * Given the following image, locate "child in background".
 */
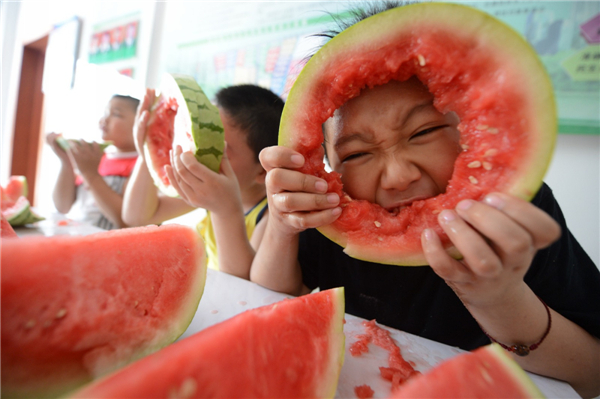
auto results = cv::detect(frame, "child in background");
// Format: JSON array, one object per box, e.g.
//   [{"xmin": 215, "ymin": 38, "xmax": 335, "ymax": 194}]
[
  {"xmin": 122, "ymin": 84, "xmax": 284, "ymax": 279},
  {"xmin": 249, "ymin": 4, "xmax": 600, "ymax": 398},
  {"xmin": 46, "ymin": 94, "xmax": 139, "ymax": 230}
]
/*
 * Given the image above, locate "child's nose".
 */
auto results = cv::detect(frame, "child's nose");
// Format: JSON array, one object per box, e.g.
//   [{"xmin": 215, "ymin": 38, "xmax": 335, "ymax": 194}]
[{"xmin": 379, "ymin": 155, "xmax": 421, "ymax": 192}]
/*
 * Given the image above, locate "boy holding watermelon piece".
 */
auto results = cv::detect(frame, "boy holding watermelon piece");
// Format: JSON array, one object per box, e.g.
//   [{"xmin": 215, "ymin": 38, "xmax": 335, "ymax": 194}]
[
  {"xmin": 123, "ymin": 85, "xmax": 284, "ymax": 280},
  {"xmin": 250, "ymin": 3, "xmax": 600, "ymax": 398},
  {"xmin": 46, "ymin": 94, "xmax": 139, "ymax": 230}
]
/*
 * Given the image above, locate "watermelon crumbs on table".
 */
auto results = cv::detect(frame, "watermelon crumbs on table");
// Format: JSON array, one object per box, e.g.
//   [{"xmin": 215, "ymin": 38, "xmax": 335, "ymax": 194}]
[
  {"xmin": 355, "ymin": 384, "xmax": 375, "ymax": 399},
  {"xmin": 350, "ymin": 320, "xmax": 420, "ymax": 394}
]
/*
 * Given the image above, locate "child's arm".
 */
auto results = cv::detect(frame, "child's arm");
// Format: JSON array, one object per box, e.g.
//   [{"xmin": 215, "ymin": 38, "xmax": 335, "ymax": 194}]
[
  {"xmin": 67, "ymin": 141, "xmax": 128, "ymax": 228},
  {"xmin": 46, "ymin": 133, "xmax": 77, "ymax": 214},
  {"xmin": 248, "ymin": 146, "xmax": 342, "ymax": 295},
  {"xmin": 165, "ymin": 146, "xmax": 253, "ymax": 279},
  {"xmin": 121, "ymin": 88, "xmax": 195, "ymax": 227},
  {"xmin": 422, "ymin": 194, "xmax": 600, "ymax": 398}
]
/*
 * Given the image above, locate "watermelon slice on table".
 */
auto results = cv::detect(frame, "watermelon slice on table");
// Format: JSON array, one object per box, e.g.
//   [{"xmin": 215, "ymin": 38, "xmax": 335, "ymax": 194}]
[
  {"xmin": 389, "ymin": 343, "xmax": 546, "ymax": 398},
  {"xmin": 1, "ymin": 213, "xmax": 18, "ymax": 238},
  {"xmin": 281, "ymin": 2, "xmax": 556, "ymax": 265},
  {"xmin": 1, "ymin": 176, "xmax": 45, "ymax": 226},
  {"xmin": 1, "ymin": 224, "xmax": 207, "ymax": 399},
  {"xmin": 1, "ymin": 175, "xmax": 27, "ymax": 205},
  {"xmin": 69, "ymin": 287, "xmax": 346, "ymax": 398},
  {"xmin": 145, "ymin": 73, "xmax": 225, "ymax": 197}
]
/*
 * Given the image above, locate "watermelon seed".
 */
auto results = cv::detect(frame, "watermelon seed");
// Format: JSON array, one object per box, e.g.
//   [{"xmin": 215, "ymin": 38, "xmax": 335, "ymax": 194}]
[
  {"xmin": 469, "ymin": 176, "xmax": 479, "ymax": 185},
  {"xmin": 134, "ymin": 301, "xmax": 139, "ymax": 308},
  {"xmin": 432, "ymin": 210, "xmax": 441, "ymax": 214},
  {"xmin": 378, "ymin": 237, "xmax": 384, "ymax": 241},
  {"xmin": 24, "ymin": 319, "xmax": 36, "ymax": 329},
  {"xmin": 417, "ymin": 54, "xmax": 426, "ymax": 66},
  {"xmin": 476, "ymin": 124, "xmax": 488, "ymax": 131},
  {"xmin": 467, "ymin": 161, "xmax": 481, "ymax": 168},
  {"xmin": 483, "ymin": 162, "xmax": 493, "ymax": 171},
  {"xmin": 179, "ymin": 377, "xmax": 197, "ymax": 398},
  {"xmin": 484, "ymin": 149, "xmax": 498, "ymax": 157},
  {"xmin": 461, "ymin": 144, "xmax": 469, "ymax": 151},
  {"xmin": 487, "ymin": 127, "xmax": 499, "ymax": 134},
  {"xmin": 55, "ymin": 308, "xmax": 67, "ymax": 319},
  {"xmin": 480, "ymin": 367, "xmax": 494, "ymax": 384},
  {"xmin": 374, "ymin": 221, "xmax": 382, "ymax": 228}
]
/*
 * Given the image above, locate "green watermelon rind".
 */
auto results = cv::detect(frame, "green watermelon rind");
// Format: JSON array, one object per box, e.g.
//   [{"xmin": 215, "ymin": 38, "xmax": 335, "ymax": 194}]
[
  {"xmin": 145, "ymin": 73, "xmax": 225, "ymax": 197},
  {"xmin": 56, "ymin": 136, "xmax": 113, "ymax": 152},
  {"xmin": 279, "ymin": 3, "xmax": 556, "ymax": 266},
  {"xmin": 3, "ymin": 197, "xmax": 45, "ymax": 226}
]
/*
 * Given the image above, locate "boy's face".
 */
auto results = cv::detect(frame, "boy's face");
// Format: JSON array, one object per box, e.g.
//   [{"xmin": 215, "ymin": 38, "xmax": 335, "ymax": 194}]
[
  {"xmin": 99, "ymin": 97, "xmax": 136, "ymax": 150},
  {"xmin": 220, "ymin": 109, "xmax": 264, "ymax": 191},
  {"xmin": 324, "ymin": 77, "xmax": 461, "ymax": 212}
]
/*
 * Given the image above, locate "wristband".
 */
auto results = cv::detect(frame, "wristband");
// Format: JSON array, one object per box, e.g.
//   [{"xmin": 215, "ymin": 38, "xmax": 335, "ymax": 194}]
[{"xmin": 479, "ymin": 296, "xmax": 552, "ymax": 357}]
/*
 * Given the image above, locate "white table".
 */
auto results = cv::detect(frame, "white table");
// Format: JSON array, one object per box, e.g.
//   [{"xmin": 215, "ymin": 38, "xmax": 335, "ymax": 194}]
[
  {"xmin": 181, "ymin": 269, "xmax": 580, "ymax": 399},
  {"xmin": 13, "ymin": 212, "xmax": 105, "ymax": 237}
]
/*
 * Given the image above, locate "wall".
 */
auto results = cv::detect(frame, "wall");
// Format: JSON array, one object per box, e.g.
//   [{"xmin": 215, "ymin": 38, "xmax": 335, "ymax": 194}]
[{"xmin": 2, "ymin": 1, "xmax": 598, "ymax": 266}]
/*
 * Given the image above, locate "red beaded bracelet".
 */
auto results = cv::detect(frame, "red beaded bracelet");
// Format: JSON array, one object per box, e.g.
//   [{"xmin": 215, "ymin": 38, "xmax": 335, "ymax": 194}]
[{"xmin": 479, "ymin": 296, "xmax": 552, "ymax": 357}]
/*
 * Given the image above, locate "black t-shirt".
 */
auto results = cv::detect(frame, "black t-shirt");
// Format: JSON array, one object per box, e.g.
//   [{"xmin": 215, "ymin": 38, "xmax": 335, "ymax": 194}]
[{"xmin": 299, "ymin": 183, "xmax": 600, "ymax": 350}]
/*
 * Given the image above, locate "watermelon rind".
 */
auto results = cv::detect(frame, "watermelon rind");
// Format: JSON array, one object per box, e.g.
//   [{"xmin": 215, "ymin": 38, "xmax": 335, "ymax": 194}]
[
  {"xmin": 56, "ymin": 136, "xmax": 113, "ymax": 152},
  {"xmin": 280, "ymin": 3, "xmax": 556, "ymax": 266},
  {"xmin": 2, "ymin": 196, "xmax": 45, "ymax": 226},
  {"xmin": 145, "ymin": 73, "xmax": 225, "ymax": 197}
]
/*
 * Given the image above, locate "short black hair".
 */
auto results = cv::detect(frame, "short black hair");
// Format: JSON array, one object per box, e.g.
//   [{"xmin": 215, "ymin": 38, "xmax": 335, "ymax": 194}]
[
  {"xmin": 112, "ymin": 94, "xmax": 140, "ymax": 113},
  {"xmin": 215, "ymin": 85, "xmax": 284, "ymax": 161}
]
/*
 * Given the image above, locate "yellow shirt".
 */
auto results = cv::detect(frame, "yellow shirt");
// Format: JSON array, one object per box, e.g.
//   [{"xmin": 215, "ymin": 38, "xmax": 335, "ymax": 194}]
[{"xmin": 196, "ymin": 197, "xmax": 268, "ymax": 271}]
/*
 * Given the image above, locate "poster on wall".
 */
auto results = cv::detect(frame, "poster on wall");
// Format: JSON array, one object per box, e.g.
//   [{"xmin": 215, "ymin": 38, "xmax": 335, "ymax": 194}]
[
  {"xmin": 163, "ymin": 1, "xmax": 599, "ymax": 134},
  {"xmin": 89, "ymin": 15, "xmax": 139, "ymax": 65}
]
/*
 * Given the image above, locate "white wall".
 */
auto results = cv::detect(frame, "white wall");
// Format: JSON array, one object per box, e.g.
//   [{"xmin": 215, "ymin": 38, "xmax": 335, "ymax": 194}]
[{"xmin": 2, "ymin": 1, "xmax": 599, "ymax": 267}]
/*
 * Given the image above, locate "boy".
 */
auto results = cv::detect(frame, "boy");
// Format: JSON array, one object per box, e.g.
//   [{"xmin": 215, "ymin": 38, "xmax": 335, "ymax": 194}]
[
  {"xmin": 47, "ymin": 94, "xmax": 139, "ymax": 230},
  {"xmin": 123, "ymin": 85, "xmax": 284, "ymax": 279},
  {"xmin": 249, "ymin": 6, "xmax": 600, "ymax": 398}
]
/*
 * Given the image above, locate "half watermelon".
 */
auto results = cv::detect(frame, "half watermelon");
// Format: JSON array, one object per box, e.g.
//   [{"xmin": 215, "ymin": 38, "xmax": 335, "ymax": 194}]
[
  {"xmin": 390, "ymin": 343, "xmax": 545, "ymax": 398},
  {"xmin": 1, "ymin": 224, "xmax": 207, "ymax": 398},
  {"xmin": 69, "ymin": 288, "xmax": 346, "ymax": 398},
  {"xmin": 281, "ymin": 3, "xmax": 556, "ymax": 265},
  {"xmin": 145, "ymin": 73, "xmax": 225, "ymax": 197}
]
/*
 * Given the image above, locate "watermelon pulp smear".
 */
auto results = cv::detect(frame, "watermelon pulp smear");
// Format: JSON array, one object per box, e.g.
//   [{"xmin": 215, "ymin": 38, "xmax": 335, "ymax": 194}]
[
  {"xmin": 70, "ymin": 288, "xmax": 346, "ymax": 398},
  {"xmin": 1, "ymin": 224, "xmax": 207, "ymax": 399},
  {"xmin": 281, "ymin": 3, "xmax": 556, "ymax": 265}
]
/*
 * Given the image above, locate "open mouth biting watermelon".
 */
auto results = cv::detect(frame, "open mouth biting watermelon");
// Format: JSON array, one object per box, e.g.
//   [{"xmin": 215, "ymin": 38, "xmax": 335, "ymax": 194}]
[
  {"xmin": 69, "ymin": 287, "xmax": 345, "ymax": 398},
  {"xmin": 1, "ymin": 224, "xmax": 207, "ymax": 398},
  {"xmin": 145, "ymin": 73, "xmax": 225, "ymax": 197},
  {"xmin": 390, "ymin": 344, "xmax": 545, "ymax": 398},
  {"xmin": 280, "ymin": 3, "xmax": 556, "ymax": 265}
]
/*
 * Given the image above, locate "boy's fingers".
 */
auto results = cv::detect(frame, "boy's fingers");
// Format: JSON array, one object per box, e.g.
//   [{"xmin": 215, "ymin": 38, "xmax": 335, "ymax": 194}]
[
  {"xmin": 282, "ymin": 208, "xmax": 342, "ymax": 231},
  {"xmin": 481, "ymin": 193, "xmax": 561, "ymax": 249},
  {"xmin": 422, "ymin": 229, "xmax": 472, "ymax": 282},
  {"xmin": 437, "ymin": 210, "xmax": 503, "ymax": 278},
  {"xmin": 266, "ymin": 168, "xmax": 329, "ymax": 195},
  {"xmin": 179, "ymin": 151, "xmax": 212, "ymax": 180},
  {"xmin": 165, "ymin": 165, "xmax": 193, "ymax": 199},
  {"xmin": 272, "ymin": 192, "xmax": 339, "ymax": 213},
  {"xmin": 259, "ymin": 146, "xmax": 304, "ymax": 172}
]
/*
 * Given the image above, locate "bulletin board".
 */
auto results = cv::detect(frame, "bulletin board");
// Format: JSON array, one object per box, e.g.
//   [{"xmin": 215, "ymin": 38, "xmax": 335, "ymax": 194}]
[{"xmin": 161, "ymin": 1, "xmax": 599, "ymax": 135}]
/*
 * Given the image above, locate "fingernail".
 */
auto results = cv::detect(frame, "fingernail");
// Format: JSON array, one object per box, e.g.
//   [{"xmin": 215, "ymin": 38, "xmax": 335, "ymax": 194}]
[
  {"xmin": 291, "ymin": 154, "xmax": 304, "ymax": 166},
  {"xmin": 422, "ymin": 228, "xmax": 435, "ymax": 241},
  {"xmin": 315, "ymin": 180, "xmax": 328, "ymax": 192},
  {"xmin": 439, "ymin": 210, "xmax": 456, "ymax": 223},
  {"xmin": 327, "ymin": 193, "xmax": 339, "ymax": 204},
  {"xmin": 456, "ymin": 199, "xmax": 473, "ymax": 211},
  {"xmin": 332, "ymin": 207, "xmax": 342, "ymax": 216},
  {"xmin": 484, "ymin": 194, "xmax": 504, "ymax": 210}
]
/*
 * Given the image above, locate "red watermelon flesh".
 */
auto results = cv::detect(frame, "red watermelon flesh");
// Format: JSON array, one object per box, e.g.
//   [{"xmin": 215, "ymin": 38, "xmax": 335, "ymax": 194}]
[
  {"xmin": 69, "ymin": 288, "xmax": 346, "ymax": 399},
  {"xmin": 146, "ymin": 95, "xmax": 179, "ymax": 188},
  {"xmin": 1, "ymin": 214, "xmax": 18, "ymax": 238},
  {"xmin": 1, "ymin": 175, "xmax": 27, "ymax": 210},
  {"xmin": 280, "ymin": 3, "xmax": 556, "ymax": 265},
  {"xmin": 1, "ymin": 224, "xmax": 207, "ymax": 399},
  {"xmin": 390, "ymin": 344, "xmax": 545, "ymax": 398}
]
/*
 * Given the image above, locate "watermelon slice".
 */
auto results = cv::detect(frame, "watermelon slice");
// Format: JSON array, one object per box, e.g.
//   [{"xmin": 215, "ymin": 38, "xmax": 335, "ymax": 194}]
[
  {"xmin": 1, "ymin": 176, "xmax": 45, "ymax": 226},
  {"xmin": 1, "ymin": 213, "xmax": 18, "ymax": 238},
  {"xmin": 145, "ymin": 73, "xmax": 225, "ymax": 197},
  {"xmin": 390, "ymin": 344, "xmax": 545, "ymax": 398},
  {"xmin": 1, "ymin": 224, "xmax": 207, "ymax": 398},
  {"xmin": 69, "ymin": 287, "xmax": 346, "ymax": 398},
  {"xmin": 55, "ymin": 135, "xmax": 113, "ymax": 151},
  {"xmin": 280, "ymin": 3, "xmax": 556, "ymax": 265}
]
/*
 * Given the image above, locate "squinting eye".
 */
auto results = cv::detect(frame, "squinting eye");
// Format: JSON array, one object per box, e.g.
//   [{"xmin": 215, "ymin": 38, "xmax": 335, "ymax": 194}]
[
  {"xmin": 412, "ymin": 125, "xmax": 448, "ymax": 139},
  {"xmin": 342, "ymin": 152, "xmax": 366, "ymax": 162}
]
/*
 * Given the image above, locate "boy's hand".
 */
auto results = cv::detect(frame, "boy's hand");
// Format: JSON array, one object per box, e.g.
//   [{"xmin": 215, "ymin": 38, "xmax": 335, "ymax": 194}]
[
  {"xmin": 133, "ymin": 88, "xmax": 155, "ymax": 157},
  {"xmin": 165, "ymin": 145, "xmax": 242, "ymax": 215},
  {"xmin": 68, "ymin": 140, "xmax": 104, "ymax": 180},
  {"xmin": 259, "ymin": 145, "xmax": 341, "ymax": 236},
  {"xmin": 46, "ymin": 132, "xmax": 70, "ymax": 163},
  {"xmin": 421, "ymin": 193, "xmax": 561, "ymax": 307}
]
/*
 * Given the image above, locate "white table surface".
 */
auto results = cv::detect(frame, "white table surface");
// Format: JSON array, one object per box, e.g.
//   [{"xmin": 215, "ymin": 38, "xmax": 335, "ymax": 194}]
[
  {"xmin": 13, "ymin": 212, "xmax": 105, "ymax": 237},
  {"xmin": 182, "ymin": 268, "xmax": 580, "ymax": 399}
]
